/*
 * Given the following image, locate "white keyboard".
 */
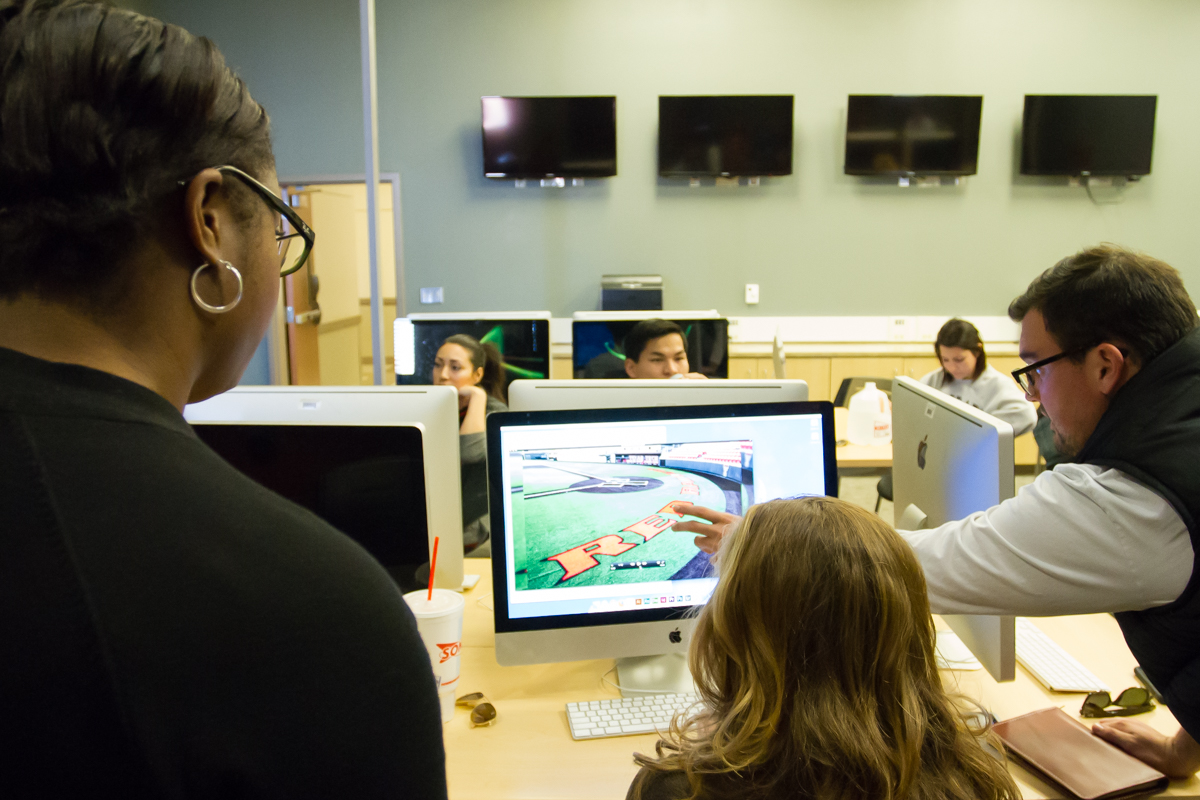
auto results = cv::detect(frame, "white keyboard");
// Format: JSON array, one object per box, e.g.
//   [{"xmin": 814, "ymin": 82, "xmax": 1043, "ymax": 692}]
[
  {"xmin": 566, "ymin": 693, "xmax": 701, "ymax": 740},
  {"xmin": 1016, "ymin": 617, "xmax": 1109, "ymax": 693}
]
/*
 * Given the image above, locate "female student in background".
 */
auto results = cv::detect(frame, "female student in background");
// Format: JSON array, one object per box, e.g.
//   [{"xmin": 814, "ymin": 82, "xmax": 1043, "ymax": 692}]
[
  {"xmin": 922, "ymin": 318, "xmax": 1037, "ymax": 436},
  {"xmin": 627, "ymin": 497, "xmax": 1019, "ymax": 800},
  {"xmin": 432, "ymin": 334, "xmax": 508, "ymax": 553}
]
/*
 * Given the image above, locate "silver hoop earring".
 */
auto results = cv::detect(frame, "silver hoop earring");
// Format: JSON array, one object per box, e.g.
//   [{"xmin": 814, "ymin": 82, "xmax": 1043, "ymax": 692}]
[{"xmin": 190, "ymin": 260, "xmax": 243, "ymax": 314}]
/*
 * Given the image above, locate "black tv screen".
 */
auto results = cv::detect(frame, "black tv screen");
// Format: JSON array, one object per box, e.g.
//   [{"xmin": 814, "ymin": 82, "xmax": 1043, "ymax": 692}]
[
  {"xmin": 396, "ymin": 318, "xmax": 551, "ymax": 402},
  {"xmin": 193, "ymin": 425, "xmax": 428, "ymax": 579},
  {"xmin": 658, "ymin": 95, "xmax": 794, "ymax": 177},
  {"xmin": 572, "ymin": 319, "xmax": 729, "ymax": 379},
  {"xmin": 844, "ymin": 95, "xmax": 983, "ymax": 176},
  {"xmin": 1020, "ymin": 95, "xmax": 1157, "ymax": 177},
  {"xmin": 481, "ymin": 96, "xmax": 616, "ymax": 179}
]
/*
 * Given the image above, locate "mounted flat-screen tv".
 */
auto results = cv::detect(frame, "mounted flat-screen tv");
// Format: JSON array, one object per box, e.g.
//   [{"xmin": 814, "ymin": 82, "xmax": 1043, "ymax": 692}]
[
  {"xmin": 481, "ymin": 96, "xmax": 617, "ymax": 179},
  {"xmin": 658, "ymin": 95, "xmax": 794, "ymax": 177},
  {"xmin": 844, "ymin": 95, "xmax": 983, "ymax": 176},
  {"xmin": 1020, "ymin": 95, "xmax": 1157, "ymax": 177}
]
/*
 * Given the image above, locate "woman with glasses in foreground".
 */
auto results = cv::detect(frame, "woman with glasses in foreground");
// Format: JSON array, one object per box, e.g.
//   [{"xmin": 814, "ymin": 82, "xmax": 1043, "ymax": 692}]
[
  {"xmin": 0, "ymin": 1, "xmax": 445, "ymax": 796},
  {"xmin": 627, "ymin": 497, "xmax": 1019, "ymax": 800}
]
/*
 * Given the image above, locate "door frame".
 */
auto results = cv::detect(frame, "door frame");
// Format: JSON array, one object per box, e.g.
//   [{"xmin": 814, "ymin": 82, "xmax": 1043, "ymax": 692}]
[{"xmin": 268, "ymin": 172, "xmax": 404, "ymax": 385}]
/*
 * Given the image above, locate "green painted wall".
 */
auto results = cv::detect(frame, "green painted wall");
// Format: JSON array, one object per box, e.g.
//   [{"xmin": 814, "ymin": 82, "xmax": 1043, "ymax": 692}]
[{"xmin": 150, "ymin": 0, "xmax": 1200, "ymax": 318}]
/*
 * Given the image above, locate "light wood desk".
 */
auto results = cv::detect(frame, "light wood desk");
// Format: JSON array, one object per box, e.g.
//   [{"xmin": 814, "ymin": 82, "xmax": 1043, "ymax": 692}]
[
  {"xmin": 445, "ymin": 561, "xmax": 1198, "ymax": 799},
  {"xmin": 833, "ymin": 406, "xmax": 892, "ymax": 468}
]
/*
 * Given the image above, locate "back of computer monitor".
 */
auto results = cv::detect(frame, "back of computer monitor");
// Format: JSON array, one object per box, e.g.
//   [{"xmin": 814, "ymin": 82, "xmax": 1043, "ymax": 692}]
[
  {"xmin": 184, "ymin": 386, "xmax": 465, "ymax": 591},
  {"xmin": 508, "ymin": 379, "xmax": 808, "ymax": 411},
  {"xmin": 892, "ymin": 376, "xmax": 1016, "ymax": 681}
]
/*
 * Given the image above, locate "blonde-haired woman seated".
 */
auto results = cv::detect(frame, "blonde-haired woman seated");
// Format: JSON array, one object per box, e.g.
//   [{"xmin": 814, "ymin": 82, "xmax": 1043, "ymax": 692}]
[{"xmin": 627, "ymin": 497, "xmax": 1019, "ymax": 800}]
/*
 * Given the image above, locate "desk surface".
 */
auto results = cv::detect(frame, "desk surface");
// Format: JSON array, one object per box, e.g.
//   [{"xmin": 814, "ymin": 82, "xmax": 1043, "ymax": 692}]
[
  {"xmin": 445, "ymin": 560, "xmax": 1198, "ymax": 799},
  {"xmin": 834, "ymin": 406, "xmax": 892, "ymax": 468}
]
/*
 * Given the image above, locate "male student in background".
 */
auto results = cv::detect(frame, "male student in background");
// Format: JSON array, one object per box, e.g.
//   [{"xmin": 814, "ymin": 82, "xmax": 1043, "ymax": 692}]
[
  {"xmin": 623, "ymin": 319, "xmax": 708, "ymax": 380},
  {"xmin": 675, "ymin": 245, "xmax": 1200, "ymax": 779}
]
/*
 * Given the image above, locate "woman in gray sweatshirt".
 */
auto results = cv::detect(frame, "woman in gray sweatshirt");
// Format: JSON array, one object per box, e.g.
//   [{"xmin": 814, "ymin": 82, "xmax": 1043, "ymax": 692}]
[{"xmin": 919, "ymin": 318, "xmax": 1037, "ymax": 436}]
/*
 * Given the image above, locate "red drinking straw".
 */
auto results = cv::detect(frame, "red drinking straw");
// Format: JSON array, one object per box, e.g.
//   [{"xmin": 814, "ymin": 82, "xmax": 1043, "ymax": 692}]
[{"xmin": 426, "ymin": 536, "xmax": 440, "ymax": 601}]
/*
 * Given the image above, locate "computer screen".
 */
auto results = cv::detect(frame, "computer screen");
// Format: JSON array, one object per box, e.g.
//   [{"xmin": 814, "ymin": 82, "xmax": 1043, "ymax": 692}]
[
  {"xmin": 481, "ymin": 96, "xmax": 617, "ymax": 179},
  {"xmin": 487, "ymin": 401, "xmax": 836, "ymax": 670},
  {"xmin": 891, "ymin": 376, "xmax": 1015, "ymax": 681},
  {"xmin": 571, "ymin": 315, "xmax": 729, "ymax": 379},
  {"xmin": 658, "ymin": 95, "xmax": 794, "ymax": 177},
  {"xmin": 1020, "ymin": 95, "xmax": 1157, "ymax": 177},
  {"xmin": 394, "ymin": 313, "xmax": 551, "ymax": 401},
  {"xmin": 193, "ymin": 424, "xmax": 429, "ymax": 570},
  {"xmin": 184, "ymin": 386, "xmax": 465, "ymax": 591},
  {"xmin": 844, "ymin": 95, "xmax": 983, "ymax": 176}
]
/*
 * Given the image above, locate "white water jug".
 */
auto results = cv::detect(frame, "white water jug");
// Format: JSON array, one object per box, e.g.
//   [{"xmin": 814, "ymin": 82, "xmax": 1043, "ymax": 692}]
[{"xmin": 847, "ymin": 382, "xmax": 892, "ymax": 446}]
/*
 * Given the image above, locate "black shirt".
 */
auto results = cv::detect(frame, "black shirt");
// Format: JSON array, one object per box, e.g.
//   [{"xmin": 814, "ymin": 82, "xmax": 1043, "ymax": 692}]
[{"xmin": 0, "ymin": 347, "xmax": 447, "ymax": 798}]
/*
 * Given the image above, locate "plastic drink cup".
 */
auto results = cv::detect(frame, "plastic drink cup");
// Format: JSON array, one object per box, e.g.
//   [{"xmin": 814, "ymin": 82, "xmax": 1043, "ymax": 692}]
[{"xmin": 403, "ymin": 588, "xmax": 465, "ymax": 723}]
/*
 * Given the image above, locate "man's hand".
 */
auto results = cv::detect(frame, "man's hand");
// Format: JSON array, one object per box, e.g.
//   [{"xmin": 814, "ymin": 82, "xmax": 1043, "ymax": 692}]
[
  {"xmin": 670, "ymin": 503, "xmax": 742, "ymax": 554},
  {"xmin": 1092, "ymin": 720, "xmax": 1200, "ymax": 779}
]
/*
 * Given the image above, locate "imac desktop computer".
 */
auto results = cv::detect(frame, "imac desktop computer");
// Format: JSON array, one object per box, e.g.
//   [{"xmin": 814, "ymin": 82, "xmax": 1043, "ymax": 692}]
[
  {"xmin": 486, "ymin": 401, "xmax": 836, "ymax": 695},
  {"xmin": 891, "ymin": 376, "xmax": 1016, "ymax": 682},
  {"xmin": 394, "ymin": 312, "xmax": 552, "ymax": 400},
  {"xmin": 571, "ymin": 311, "xmax": 729, "ymax": 379},
  {"xmin": 184, "ymin": 386, "xmax": 466, "ymax": 591},
  {"xmin": 508, "ymin": 378, "xmax": 808, "ymax": 411}
]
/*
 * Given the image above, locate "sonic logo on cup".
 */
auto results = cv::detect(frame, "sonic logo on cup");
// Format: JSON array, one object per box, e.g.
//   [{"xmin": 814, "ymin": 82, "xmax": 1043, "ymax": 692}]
[{"xmin": 437, "ymin": 641, "xmax": 461, "ymax": 663}]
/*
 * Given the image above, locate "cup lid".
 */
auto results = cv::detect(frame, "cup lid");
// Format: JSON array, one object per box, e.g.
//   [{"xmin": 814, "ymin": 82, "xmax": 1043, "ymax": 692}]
[{"xmin": 403, "ymin": 588, "xmax": 465, "ymax": 617}]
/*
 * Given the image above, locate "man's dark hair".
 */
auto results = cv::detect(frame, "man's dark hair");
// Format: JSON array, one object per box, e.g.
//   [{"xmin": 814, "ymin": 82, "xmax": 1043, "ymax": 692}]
[
  {"xmin": 0, "ymin": 0, "xmax": 274, "ymax": 301},
  {"xmin": 935, "ymin": 318, "xmax": 986, "ymax": 381},
  {"xmin": 1008, "ymin": 244, "xmax": 1198, "ymax": 366},
  {"xmin": 623, "ymin": 319, "xmax": 686, "ymax": 363}
]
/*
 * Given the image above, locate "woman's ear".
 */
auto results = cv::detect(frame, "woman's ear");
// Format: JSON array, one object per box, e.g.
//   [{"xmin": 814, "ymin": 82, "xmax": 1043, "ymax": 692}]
[
  {"xmin": 182, "ymin": 168, "xmax": 229, "ymax": 269},
  {"xmin": 472, "ymin": 365, "xmax": 485, "ymax": 386}
]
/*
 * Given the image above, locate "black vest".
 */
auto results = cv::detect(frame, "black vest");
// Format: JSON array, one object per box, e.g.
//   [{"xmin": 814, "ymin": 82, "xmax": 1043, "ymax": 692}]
[{"xmin": 1075, "ymin": 328, "xmax": 1200, "ymax": 741}]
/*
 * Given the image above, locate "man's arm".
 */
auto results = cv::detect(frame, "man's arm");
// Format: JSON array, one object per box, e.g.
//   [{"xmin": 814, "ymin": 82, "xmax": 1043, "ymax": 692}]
[
  {"xmin": 1092, "ymin": 722, "xmax": 1200, "ymax": 779},
  {"xmin": 901, "ymin": 464, "xmax": 1192, "ymax": 616}
]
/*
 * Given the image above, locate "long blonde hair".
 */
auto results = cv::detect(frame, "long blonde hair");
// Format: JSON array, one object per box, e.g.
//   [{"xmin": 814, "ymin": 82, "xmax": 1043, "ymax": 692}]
[{"xmin": 633, "ymin": 497, "xmax": 1019, "ymax": 800}]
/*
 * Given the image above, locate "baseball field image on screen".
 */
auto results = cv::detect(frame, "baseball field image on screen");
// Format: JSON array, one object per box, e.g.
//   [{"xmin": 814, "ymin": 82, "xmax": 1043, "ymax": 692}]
[{"xmin": 508, "ymin": 440, "xmax": 753, "ymax": 591}]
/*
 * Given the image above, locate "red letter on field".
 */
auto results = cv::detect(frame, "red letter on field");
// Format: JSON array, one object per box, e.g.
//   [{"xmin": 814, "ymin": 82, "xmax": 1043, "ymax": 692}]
[{"xmin": 547, "ymin": 535, "xmax": 638, "ymax": 582}]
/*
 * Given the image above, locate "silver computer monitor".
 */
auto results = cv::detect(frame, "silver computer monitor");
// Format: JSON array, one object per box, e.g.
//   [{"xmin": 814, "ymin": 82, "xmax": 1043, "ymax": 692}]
[
  {"xmin": 486, "ymin": 401, "xmax": 836, "ymax": 695},
  {"xmin": 892, "ymin": 375, "xmax": 1016, "ymax": 682},
  {"xmin": 571, "ymin": 310, "xmax": 728, "ymax": 379},
  {"xmin": 393, "ymin": 311, "xmax": 553, "ymax": 397},
  {"xmin": 508, "ymin": 379, "xmax": 808, "ymax": 411},
  {"xmin": 184, "ymin": 386, "xmax": 465, "ymax": 591}
]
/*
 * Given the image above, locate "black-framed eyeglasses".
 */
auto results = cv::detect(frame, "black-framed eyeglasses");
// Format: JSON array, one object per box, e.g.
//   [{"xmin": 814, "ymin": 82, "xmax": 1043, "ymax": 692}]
[
  {"xmin": 178, "ymin": 165, "xmax": 315, "ymax": 278},
  {"xmin": 1011, "ymin": 347, "xmax": 1087, "ymax": 395},
  {"xmin": 1080, "ymin": 687, "xmax": 1155, "ymax": 718}
]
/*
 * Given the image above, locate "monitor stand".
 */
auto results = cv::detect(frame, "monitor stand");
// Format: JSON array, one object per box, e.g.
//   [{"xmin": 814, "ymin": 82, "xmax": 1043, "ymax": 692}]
[{"xmin": 615, "ymin": 653, "xmax": 696, "ymax": 698}]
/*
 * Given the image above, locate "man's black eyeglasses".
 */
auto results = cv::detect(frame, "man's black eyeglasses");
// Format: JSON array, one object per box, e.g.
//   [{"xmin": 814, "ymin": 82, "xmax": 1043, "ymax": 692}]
[
  {"xmin": 1011, "ymin": 347, "xmax": 1088, "ymax": 394},
  {"xmin": 179, "ymin": 166, "xmax": 315, "ymax": 278}
]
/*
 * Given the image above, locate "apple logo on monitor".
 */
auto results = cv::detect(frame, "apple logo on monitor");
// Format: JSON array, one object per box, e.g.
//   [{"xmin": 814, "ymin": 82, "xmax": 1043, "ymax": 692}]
[
  {"xmin": 917, "ymin": 435, "xmax": 928, "ymax": 470},
  {"xmin": 669, "ymin": 629, "xmax": 682, "ymax": 644}
]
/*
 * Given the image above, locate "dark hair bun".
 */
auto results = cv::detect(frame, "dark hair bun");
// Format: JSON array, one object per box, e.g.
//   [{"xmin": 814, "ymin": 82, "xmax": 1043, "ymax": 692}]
[{"xmin": 0, "ymin": 0, "xmax": 274, "ymax": 300}]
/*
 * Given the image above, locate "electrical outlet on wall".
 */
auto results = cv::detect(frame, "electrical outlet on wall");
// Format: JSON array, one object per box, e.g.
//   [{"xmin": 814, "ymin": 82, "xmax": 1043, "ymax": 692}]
[
  {"xmin": 420, "ymin": 287, "xmax": 444, "ymax": 304},
  {"xmin": 745, "ymin": 284, "xmax": 760, "ymax": 304},
  {"xmin": 887, "ymin": 316, "xmax": 917, "ymax": 341}
]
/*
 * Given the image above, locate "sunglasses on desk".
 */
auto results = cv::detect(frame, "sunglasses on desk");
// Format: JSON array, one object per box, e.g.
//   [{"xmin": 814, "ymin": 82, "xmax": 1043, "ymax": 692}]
[
  {"xmin": 457, "ymin": 692, "xmax": 497, "ymax": 728},
  {"xmin": 1080, "ymin": 687, "xmax": 1155, "ymax": 718}
]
